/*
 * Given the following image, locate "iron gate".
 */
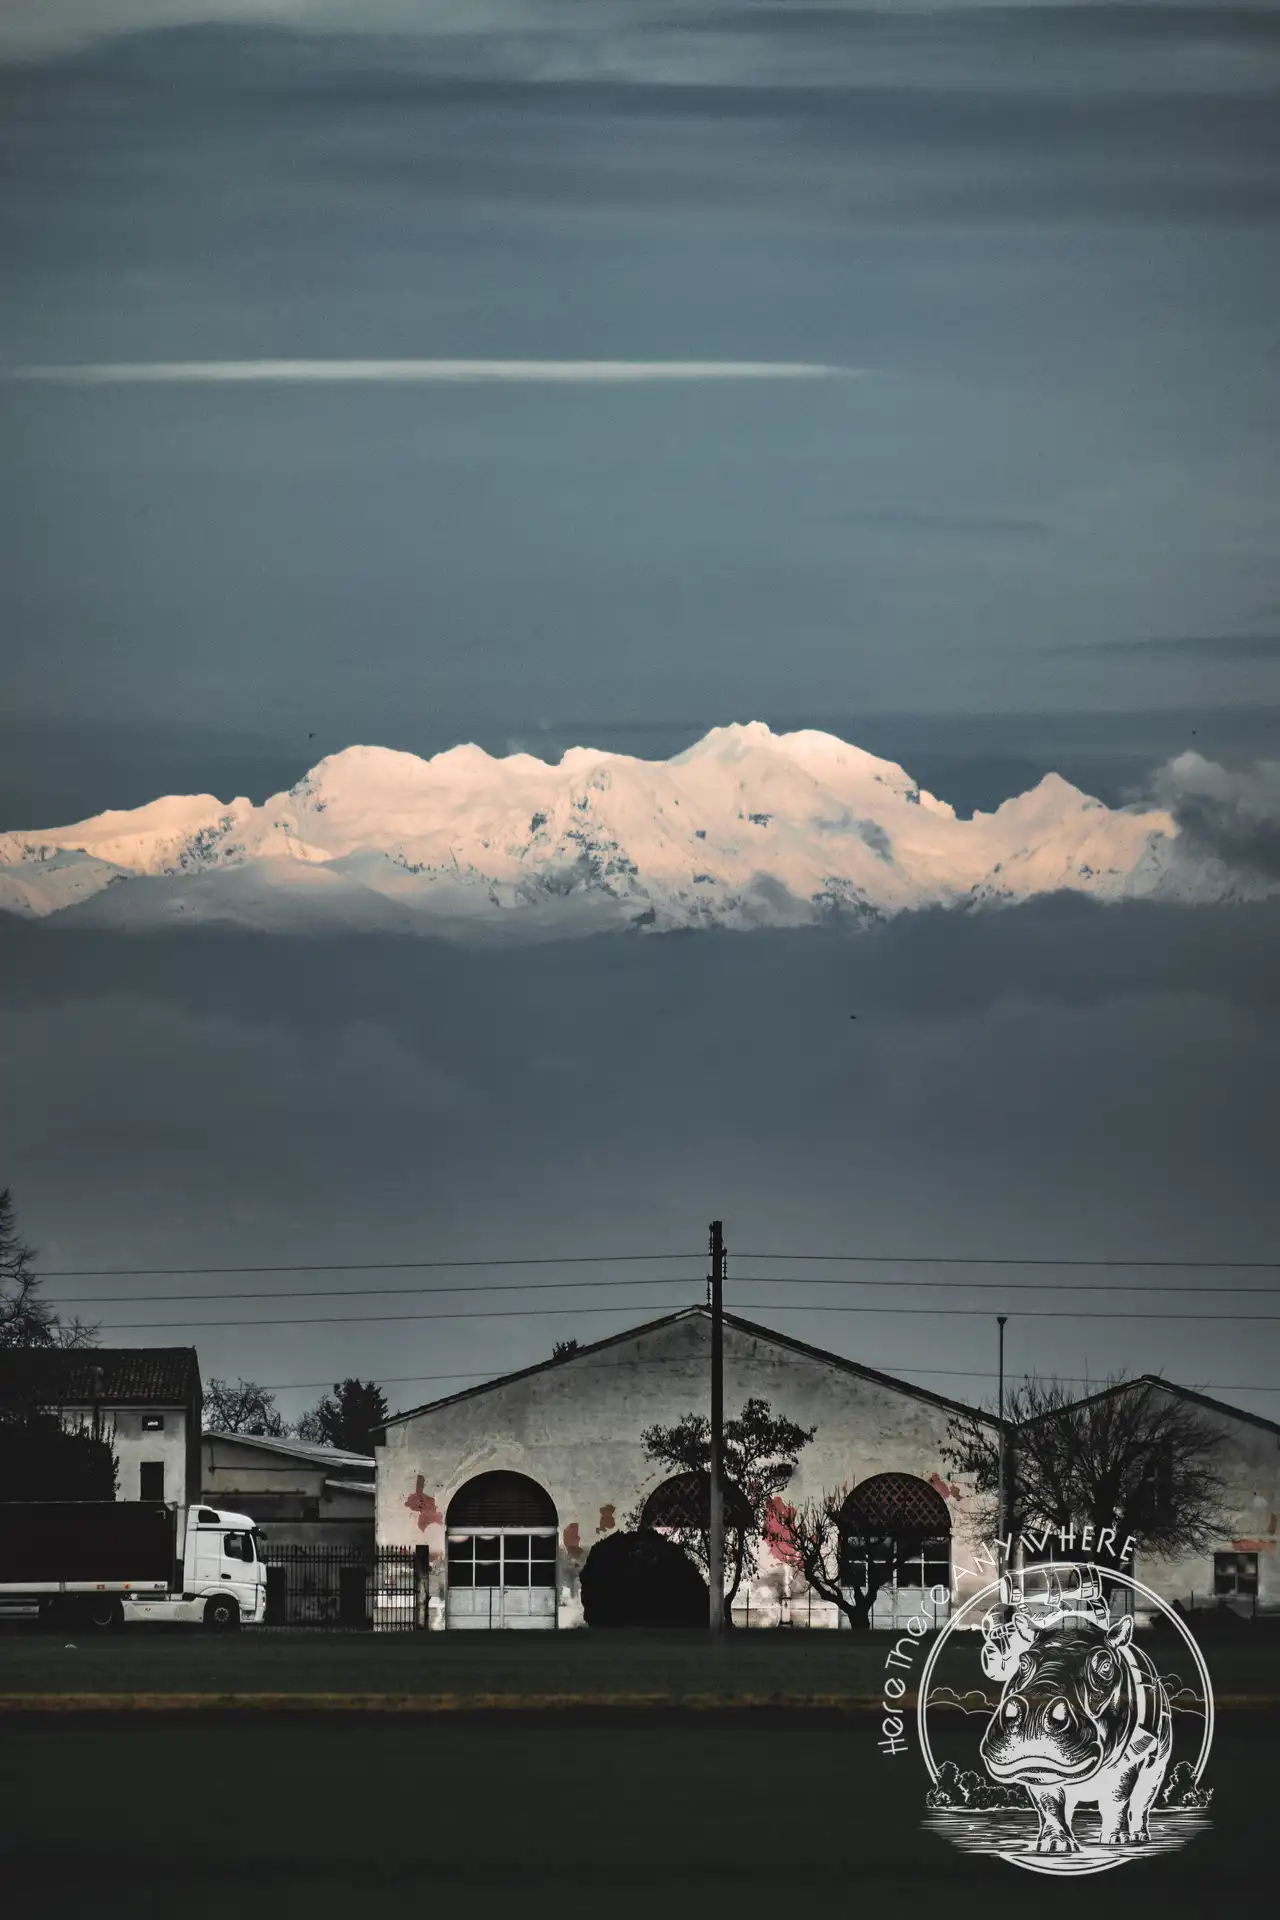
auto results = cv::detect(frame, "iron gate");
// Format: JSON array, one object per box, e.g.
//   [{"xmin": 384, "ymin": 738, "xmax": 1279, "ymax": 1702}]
[{"xmin": 259, "ymin": 1545, "xmax": 419, "ymax": 1630}]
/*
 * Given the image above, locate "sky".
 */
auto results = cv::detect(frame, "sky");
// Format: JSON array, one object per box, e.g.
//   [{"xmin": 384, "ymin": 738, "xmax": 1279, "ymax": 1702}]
[{"xmin": 1, "ymin": 2, "xmax": 1278, "ymax": 1429}]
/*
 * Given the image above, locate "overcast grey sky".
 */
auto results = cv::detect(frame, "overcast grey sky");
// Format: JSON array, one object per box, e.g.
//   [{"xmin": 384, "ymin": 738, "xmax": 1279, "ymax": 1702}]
[
  {"xmin": 1, "ymin": 4, "xmax": 1278, "ymax": 1426},
  {"xmin": 2, "ymin": 4, "xmax": 1279, "ymax": 753}
]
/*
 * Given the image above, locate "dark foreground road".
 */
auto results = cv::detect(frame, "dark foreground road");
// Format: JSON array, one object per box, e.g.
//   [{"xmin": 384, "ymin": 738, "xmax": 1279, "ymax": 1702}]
[{"xmin": 0, "ymin": 1713, "xmax": 1272, "ymax": 1920}]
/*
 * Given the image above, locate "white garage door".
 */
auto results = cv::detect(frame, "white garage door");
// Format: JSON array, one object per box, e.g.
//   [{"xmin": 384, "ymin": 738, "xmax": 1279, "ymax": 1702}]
[{"xmin": 446, "ymin": 1529, "xmax": 557, "ymax": 1630}]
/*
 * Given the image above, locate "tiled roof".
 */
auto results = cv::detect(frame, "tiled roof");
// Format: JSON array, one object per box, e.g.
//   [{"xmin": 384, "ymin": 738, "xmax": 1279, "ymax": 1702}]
[{"xmin": 0, "ymin": 1346, "xmax": 201, "ymax": 1408}]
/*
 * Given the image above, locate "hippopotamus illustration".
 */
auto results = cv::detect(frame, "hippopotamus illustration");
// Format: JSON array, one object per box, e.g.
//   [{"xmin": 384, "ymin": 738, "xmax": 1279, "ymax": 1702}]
[{"xmin": 979, "ymin": 1610, "xmax": 1173, "ymax": 1854}]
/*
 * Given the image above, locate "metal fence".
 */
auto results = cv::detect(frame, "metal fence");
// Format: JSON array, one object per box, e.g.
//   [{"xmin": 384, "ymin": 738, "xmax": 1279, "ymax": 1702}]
[{"xmin": 259, "ymin": 1544, "xmax": 419, "ymax": 1631}]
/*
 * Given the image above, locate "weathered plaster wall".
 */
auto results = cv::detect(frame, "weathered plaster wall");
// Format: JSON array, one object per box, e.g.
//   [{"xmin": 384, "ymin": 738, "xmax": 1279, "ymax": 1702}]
[
  {"xmin": 1137, "ymin": 1397, "xmax": 1280, "ymax": 1618},
  {"xmin": 376, "ymin": 1313, "xmax": 995, "ymax": 1629}
]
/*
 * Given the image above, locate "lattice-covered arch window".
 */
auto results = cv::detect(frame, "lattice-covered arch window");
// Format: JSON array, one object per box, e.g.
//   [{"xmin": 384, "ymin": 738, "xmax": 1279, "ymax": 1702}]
[
  {"xmin": 640, "ymin": 1471, "xmax": 752, "ymax": 1533},
  {"xmin": 838, "ymin": 1472, "xmax": 951, "ymax": 1592}
]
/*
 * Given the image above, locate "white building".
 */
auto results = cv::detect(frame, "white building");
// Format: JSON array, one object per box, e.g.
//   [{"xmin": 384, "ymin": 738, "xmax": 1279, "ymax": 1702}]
[
  {"xmin": 376, "ymin": 1307, "xmax": 999, "ymax": 1630},
  {"xmin": 0, "ymin": 1346, "xmax": 202, "ymax": 1506},
  {"xmin": 377, "ymin": 1312, "xmax": 1280, "ymax": 1632}
]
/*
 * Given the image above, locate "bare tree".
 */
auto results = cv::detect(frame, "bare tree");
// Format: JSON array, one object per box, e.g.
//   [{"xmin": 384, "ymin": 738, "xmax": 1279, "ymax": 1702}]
[
  {"xmin": 203, "ymin": 1376, "xmax": 289, "ymax": 1437},
  {"xmin": 636, "ymin": 1396, "xmax": 814, "ymax": 1624},
  {"xmin": 0, "ymin": 1188, "xmax": 98, "ymax": 1350},
  {"xmin": 772, "ymin": 1487, "xmax": 913, "ymax": 1630},
  {"xmin": 943, "ymin": 1374, "xmax": 1228, "ymax": 1558}
]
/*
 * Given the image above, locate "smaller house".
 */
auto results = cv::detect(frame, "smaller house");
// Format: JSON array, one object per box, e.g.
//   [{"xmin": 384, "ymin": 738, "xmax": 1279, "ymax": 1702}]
[
  {"xmin": 203, "ymin": 1430, "xmax": 377, "ymax": 1627},
  {"xmin": 0, "ymin": 1346, "xmax": 202, "ymax": 1507},
  {"xmin": 200, "ymin": 1430, "xmax": 375, "ymax": 1549},
  {"xmin": 1035, "ymin": 1377, "xmax": 1280, "ymax": 1620}
]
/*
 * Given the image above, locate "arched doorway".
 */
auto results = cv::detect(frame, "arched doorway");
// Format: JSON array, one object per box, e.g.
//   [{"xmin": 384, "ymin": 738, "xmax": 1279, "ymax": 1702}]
[
  {"xmin": 839, "ymin": 1474, "xmax": 951, "ymax": 1629},
  {"xmin": 445, "ymin": 1471, "xmax": 558, "ymax": 1630}
]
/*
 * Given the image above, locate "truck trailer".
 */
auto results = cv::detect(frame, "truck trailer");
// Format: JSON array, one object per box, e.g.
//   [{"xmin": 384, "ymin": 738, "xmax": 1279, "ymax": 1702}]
[{"xmin": 0, "ymin": 1501, "xmax": 267, "ymax": 1629}]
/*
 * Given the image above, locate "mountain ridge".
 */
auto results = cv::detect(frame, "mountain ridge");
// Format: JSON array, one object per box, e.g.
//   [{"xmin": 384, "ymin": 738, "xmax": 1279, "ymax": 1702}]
[{"xmin": 0, "ymin": 721, "xmax": 1252, "ymax": 937}]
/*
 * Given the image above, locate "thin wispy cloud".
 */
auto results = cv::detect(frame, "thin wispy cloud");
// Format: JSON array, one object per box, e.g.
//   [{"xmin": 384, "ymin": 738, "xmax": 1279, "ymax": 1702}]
[
  {"xmin": 1060, "ymin": 635, "xmax": 1280, "ymax": 662},
  {"xmin": 5, "ymin": 359, "xmax": 858, "ymax": 386}
]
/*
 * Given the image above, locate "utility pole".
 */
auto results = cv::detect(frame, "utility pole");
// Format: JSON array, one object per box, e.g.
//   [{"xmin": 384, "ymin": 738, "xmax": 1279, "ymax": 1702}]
[
  {"xmin": 996, "ymin": 1315, "xmax": 1008, "ymax": 1574},
  {"xmin": 708, "ymin": 1218, "xmax": 725, "ymax": 1637}
]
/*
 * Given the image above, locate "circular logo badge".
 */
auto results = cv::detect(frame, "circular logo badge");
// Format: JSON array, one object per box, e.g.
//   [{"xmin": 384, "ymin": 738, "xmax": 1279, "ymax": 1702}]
[{"xmin": 916, "ymin": 1562, "xmax": 1214, "ymax": 1875}]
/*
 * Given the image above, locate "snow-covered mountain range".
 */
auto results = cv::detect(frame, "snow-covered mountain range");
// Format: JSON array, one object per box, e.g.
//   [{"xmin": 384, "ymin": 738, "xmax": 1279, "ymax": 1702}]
[{"xmin": 0, "ymin": 723, "xmax": 1253, "ymax": 938}]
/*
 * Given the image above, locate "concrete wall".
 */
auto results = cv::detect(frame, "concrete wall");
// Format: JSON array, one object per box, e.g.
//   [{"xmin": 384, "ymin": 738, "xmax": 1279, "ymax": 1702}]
[
  {"xmin": 377, "ymin": 1314, "xmax": 996, "ymax": 1629},
  {"xmin": 1136, "ymin": 1394, "xmax": 1280, "ymax": 1618}
]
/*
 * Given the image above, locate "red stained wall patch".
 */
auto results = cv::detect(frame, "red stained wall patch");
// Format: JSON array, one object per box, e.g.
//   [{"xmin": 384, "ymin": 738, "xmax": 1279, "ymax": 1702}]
[
  {"xmin": 405, "ymin": 1476, "xmax": 443, "ymax": 1532},
  {"xmin": 598, "ymin": 1504, "xmax": 616, "ymax": 1533},
  {"xmin": 929, "ymin": 1471, "xmax": 962, "ymax": 1502},
  {"xmin": 763, "ymin": 1495, "xmax": 802, "ymax": 1566},
  {"xmin": 563, "ymin": 1522, "xmax": 581, "ymax": 1553}
]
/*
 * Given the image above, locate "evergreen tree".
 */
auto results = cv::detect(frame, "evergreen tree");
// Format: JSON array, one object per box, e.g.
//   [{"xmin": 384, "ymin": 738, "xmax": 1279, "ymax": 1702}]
[{"xmin": 296, "ymin": 1378, "xmax": 389, "ymax": 1454}]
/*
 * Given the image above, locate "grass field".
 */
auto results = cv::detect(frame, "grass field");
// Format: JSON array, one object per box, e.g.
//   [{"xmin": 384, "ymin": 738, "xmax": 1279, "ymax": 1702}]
[{"xmin": 0, "ymin": 1623, "xmax": 1276, "ymax": 1703}]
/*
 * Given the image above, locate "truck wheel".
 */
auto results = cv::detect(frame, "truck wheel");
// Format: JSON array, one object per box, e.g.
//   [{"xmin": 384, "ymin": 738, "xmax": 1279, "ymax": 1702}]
[
  {"xmin": 203, "ymin": 1596, "xmax": 241, "ymax": 1632},
  {"xmin": 84, "ymin": 1596, "xmax": 123, "ymax": 1631}
]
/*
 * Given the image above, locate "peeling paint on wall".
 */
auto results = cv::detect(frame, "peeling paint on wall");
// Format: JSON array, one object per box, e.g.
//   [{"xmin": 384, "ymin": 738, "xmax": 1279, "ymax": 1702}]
[
  {"xmin": 598, "ymin": 1504, "xmax": 616, "ymax": 1533},
  {"xmin": 563, "ymin": 1521, "xmax": 581, "ymax": 1553},
  {"xmin": 930, "ymin": 1471, "xmax": 962, "ymax": 1501},
  {"xmin": 405, "ymin": 1476, "xmax": 442, "ymax": 1531},
  {"xmin": 764, "ymin": 1495, "xmax": 802, "ymax": 1566}
]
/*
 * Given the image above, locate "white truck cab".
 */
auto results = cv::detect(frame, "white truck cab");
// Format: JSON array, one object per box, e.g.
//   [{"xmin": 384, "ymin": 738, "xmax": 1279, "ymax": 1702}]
[{"xmin": 123, "ymin": 1505, "xmax": 267, "ymax": 1628}]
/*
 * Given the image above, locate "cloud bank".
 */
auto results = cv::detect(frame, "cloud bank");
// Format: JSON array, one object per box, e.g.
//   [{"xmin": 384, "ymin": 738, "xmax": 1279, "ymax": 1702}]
[
  {"xmin": 1153, "ymin": 752, "xmax": 1280, "ymax": 881},
  {"xmin": 7, "ymin": 359, "xmax": 853, "ymax": 385},
  {"xmin": 3, "ymin": 896, "xmax": 1278, "ymax": 1422}
]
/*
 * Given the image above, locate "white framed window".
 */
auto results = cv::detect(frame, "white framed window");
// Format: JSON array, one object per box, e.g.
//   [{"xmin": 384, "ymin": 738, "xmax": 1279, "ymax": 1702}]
[
  {"xmin": 446, "ymin": 1530, "xmax": 556, "ymax": 1589},
  {"xmin": 1214, "ymin": 1551, "xmax": 1258, "ymax": 1598}
]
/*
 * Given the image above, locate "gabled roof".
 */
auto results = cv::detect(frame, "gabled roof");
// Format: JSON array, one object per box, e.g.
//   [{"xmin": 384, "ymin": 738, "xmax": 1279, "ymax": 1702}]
[
  {"xmin": 202, "ymin": 1428, "xmax": 374, "ymax": 1470},
  {"xmin": 383, "ymin": 1305, "xmax": 999, "ymax": 1429},
  {"xmin": 1018, "ymin": 1372, "xmax": 1280, "ymax": 1439},
  {"xmin": 0, "ymin": 1345, "xmax": 200, "ymax": 1408}
]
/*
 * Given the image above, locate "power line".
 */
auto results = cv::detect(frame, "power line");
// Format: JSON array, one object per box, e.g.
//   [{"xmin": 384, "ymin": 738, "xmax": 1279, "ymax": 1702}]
[
  {"xmin": 257, "ymin": 1362, "xmax": 1280, "ymax": 1396},
  {"xmin": 34, "ymin": 1252, "xmax": 697, "ymax": 1279},
  {"xmin": 45, "ymin": 1271, "xmax": 1280, "ymax": 1305},
  {"xmin": 741, "ymin": 1252, "xmax": 1280, "ymax": 1270},
  {"xmin": 87, "ymin": 1300, "xmax": 1280, "ymax": 1330},
  {"xmin": 50, "ymin": 1274, "xmax": 706, "ymax": 1306},
  {"xmin": 33, "ymin": 1248, "xmax": 1280, "ymax": 1280}
]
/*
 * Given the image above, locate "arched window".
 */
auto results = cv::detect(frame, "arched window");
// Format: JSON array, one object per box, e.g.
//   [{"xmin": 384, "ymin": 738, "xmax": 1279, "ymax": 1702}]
[
  {"xmin": 641, "ymin": 1471, "xmax": 752, "ymax": 1533},
  {"xmin": 446, "ymin": 1471, "xmax": 557, "ymax": 1529},
  {"xmin": 445, "ymin": 1472, "xmax": 558, "ymax": 1627},
  {"xmin": 838, "ymin": 1473, "xmax": 951, "ymax": 1594}
]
